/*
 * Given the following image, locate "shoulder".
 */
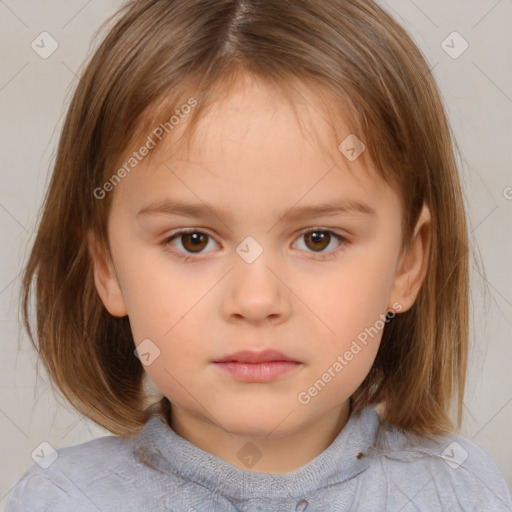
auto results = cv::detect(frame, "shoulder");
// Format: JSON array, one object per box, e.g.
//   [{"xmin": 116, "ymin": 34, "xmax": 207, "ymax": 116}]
[
  {"xmin": 4, "ymin": 433, "xmax": 142, "ymax": 512},
  {"xmin": 363, "ymin": 423, "xmax": 512, "ymax": 511}
]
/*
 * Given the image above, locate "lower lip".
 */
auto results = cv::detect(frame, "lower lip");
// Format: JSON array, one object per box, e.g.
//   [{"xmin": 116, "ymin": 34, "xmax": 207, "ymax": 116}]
[{"xmin": 213, "ymin": 361, "xmax": 301, "ymax": 382}]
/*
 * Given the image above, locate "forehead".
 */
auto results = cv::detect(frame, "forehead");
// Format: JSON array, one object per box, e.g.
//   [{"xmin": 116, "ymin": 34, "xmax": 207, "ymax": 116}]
[
  {"xmin": 109, "ymin": 76, "xmax": 396, "ymax": 221},
  {"xmin": 180, "ymin": 75, "xmax": 358, "ymax": 164}
]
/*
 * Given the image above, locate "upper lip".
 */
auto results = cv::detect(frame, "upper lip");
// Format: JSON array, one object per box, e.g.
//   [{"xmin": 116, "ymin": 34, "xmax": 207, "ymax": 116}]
[{"xmin": 213, "ymin": 349, "xmax": 299, "ymax": 364}]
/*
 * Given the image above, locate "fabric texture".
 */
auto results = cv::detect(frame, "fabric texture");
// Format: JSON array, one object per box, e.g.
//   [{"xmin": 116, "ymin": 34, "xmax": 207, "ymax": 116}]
[{"xmin": 4, "ymin": 404, "xmax": 512, "ymax": 511}]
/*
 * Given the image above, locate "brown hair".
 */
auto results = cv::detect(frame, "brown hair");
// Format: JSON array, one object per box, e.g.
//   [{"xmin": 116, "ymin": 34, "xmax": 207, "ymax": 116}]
[{"xmin": 22, "ymin": 0, "xmax": 468, "ymax": 438}]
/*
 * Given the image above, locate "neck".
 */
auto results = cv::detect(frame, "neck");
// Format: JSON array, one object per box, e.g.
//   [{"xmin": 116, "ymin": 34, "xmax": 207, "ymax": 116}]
[{"xmin": 167, "ymin": 400, "xmax": 352, "ymax": 473}]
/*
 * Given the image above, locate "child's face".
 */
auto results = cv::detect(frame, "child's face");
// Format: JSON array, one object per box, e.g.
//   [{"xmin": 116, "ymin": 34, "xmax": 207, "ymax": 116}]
[{"xmin": 92, "ymin": 77, "xmax": 421, "ymax": 439}]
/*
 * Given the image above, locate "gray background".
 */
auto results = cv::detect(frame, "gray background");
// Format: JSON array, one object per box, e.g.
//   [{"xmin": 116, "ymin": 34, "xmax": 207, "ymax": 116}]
[{"xmin": 1, "ymin": 0, "xmax": 511, "ymax": 508}]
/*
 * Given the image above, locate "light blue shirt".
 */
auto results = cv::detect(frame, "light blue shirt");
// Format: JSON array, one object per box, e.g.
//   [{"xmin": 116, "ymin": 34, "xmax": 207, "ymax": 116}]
[{"xmin": 4, "ymin": 404, "xmax": 512, "ymax": 511}]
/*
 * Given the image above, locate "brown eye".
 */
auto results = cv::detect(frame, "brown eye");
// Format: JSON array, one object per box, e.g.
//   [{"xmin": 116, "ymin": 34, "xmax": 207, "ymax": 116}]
[
  {"xmin": 164, "ymin": 230, "xmax": 217, "ymax": 257},
  {"xmin": 293, "ymin": 229, "xmax": 346, "ymax": 259},
  {"xmin": 163, "ymin": 228, "xmax": 346, "ymax": 261},
  {"xmin": 179, "ymin": 232, "xmax": 209, "ymax": 253},
  {"xmin": 303, "ymin": 231, "xmax": 331, "ymax": 252}
]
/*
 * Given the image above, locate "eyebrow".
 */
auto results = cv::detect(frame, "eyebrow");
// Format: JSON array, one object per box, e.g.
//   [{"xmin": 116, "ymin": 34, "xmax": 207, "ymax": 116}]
[{"xmin": 137, "ymin": 198, "xmax": 377, "ymax": 222}]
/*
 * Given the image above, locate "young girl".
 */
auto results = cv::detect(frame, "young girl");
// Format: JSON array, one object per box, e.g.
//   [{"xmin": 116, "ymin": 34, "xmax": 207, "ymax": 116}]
[{"xmin": 5, "ymin": 0, "xmax": 511, "ymax": 510}]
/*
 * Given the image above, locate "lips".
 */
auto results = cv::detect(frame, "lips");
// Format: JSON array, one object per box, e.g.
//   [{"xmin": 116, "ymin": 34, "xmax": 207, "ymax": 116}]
[
  {"xmin": 212, "ymin": 350, "xmax": 302, "ymax": 383},
  {"xmin": 213, "ymin": 349, "xmax": 299, "ymax": 364}
]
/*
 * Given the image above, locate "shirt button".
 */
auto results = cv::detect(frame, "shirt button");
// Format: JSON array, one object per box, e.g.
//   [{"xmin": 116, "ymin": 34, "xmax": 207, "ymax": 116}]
[{"xmin": 295, "ymin": 499, "xmax": 309, "ymax": 511}]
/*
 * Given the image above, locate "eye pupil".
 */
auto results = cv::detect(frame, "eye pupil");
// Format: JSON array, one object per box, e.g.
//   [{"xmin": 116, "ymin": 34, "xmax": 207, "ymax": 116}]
[
  {"xmin": 305, "ymin": 231, "xmax": 330, "ymax": 251},
  {"xmin": 183, "ymin": 232, "xmax": 208, "ymax": 252}
]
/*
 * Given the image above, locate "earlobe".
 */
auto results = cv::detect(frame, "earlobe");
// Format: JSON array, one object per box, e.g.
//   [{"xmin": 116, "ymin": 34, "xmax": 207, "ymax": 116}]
[
  {"xmin": 87, "ymin": 230, "xmax": 128, "ymax": 317},
  {"xmin": 388, "ymin": 204, "xmax": 431, "ymax": 313}
]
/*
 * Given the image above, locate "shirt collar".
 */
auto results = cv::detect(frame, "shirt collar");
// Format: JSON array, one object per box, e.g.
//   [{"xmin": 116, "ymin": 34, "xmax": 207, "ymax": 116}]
[{"xmin": 132, "ymin": 404, "xmax": 380, "ymax": 500}]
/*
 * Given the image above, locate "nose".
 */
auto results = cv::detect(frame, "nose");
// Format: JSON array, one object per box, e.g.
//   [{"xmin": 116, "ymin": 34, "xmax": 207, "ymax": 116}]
[{"xmin": 221, "ymin": 248, "xmax": 291, "ymax": 325}]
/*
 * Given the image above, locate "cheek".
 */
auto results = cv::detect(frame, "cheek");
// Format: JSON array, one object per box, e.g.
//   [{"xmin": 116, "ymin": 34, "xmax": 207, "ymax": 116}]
[
  {"xmin": 118, "ymin": 255, "xmax": 209, "ymax": 368},
  {"xmin": 303, "ymin": 272, "xmax": 390, "ymax": 407},
  {"xmin": 132, "ymin": 311, "xmax": 204, "ymax": 404},
  {"xmin": 113, "ymin": 243, "xmax": 201, "ymax": 338},
  {"xmin": 304, "ymin": 238, "xmax": 399, "ymax": 395},
  {"xmin": 322, "ymin": 250, "xmax": 397, "ymax": 337}
]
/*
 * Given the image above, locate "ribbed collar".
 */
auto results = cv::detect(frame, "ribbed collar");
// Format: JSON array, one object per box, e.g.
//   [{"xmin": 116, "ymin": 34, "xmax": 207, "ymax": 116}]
[{"xmin": 132, "ymin": 404, "xmax": 380, "ymax": 501}]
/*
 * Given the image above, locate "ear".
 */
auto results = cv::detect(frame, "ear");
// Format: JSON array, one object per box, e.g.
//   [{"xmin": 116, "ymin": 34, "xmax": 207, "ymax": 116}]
[
  {"xmin": 388, "ymin": 203, "xmax": 431, "ymax": 313},
  {"xmin": 87, "ymin": 230, "xmax": 128, "ymax": 317}
]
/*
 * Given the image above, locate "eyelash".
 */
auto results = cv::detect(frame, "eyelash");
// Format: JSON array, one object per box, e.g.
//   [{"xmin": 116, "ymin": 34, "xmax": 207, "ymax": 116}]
[{"xmin": 161, "ymin": 228, "xmax": 348, "ymax": 262}]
